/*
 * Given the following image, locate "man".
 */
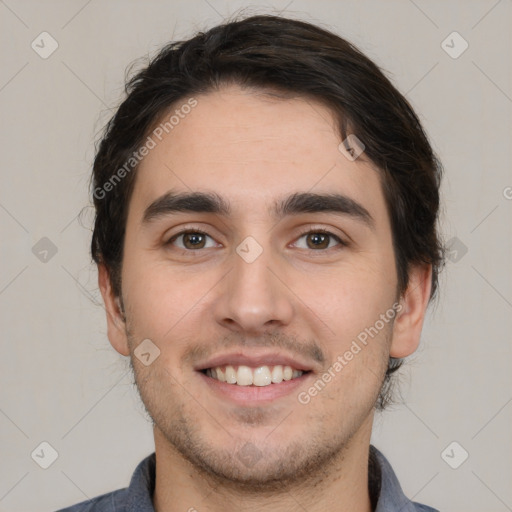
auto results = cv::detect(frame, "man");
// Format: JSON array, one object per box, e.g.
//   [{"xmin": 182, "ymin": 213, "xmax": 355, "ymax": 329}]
[{"xmin": 59, "ymin": 13, "xmax": 444, "ymax": 512}]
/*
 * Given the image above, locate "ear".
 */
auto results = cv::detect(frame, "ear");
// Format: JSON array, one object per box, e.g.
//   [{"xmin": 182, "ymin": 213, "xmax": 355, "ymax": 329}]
[
  {"xmin": 97, "ymin": 263, "xmax": 130, "ymax": 357},
  {"xmin": 390, "ymin": 263, "xmax": 433, "ymax": 358}
]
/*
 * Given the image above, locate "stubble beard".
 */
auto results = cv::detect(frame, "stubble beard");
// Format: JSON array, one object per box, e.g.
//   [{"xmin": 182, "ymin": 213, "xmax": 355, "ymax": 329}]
[{"xmin": 124, "ymin": 323, "xmax": 390, "ymax": 494}]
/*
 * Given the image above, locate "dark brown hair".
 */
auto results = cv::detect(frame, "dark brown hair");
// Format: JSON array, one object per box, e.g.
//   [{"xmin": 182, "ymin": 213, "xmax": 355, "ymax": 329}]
[{"xmin": 90, "ymin": 14, "xmax": 445, "ymax": 409}]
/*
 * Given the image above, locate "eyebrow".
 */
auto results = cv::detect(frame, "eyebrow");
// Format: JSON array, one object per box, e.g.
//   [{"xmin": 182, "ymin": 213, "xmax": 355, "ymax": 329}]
[{"xmin": 142, "ymin": 190, "xmax": 375, "ymax": 231}]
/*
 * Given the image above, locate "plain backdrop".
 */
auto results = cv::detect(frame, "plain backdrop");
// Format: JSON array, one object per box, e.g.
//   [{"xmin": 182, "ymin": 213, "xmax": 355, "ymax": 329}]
[{"xmin": 0, "ymin": 1, "xmax": 511, "ymax": 511}]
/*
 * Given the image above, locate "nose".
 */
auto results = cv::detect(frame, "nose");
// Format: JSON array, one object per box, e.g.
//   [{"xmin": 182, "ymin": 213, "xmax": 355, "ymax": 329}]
[{"xmin": 212, "ymin": 242, "xmax": 294, "ymax": 335}]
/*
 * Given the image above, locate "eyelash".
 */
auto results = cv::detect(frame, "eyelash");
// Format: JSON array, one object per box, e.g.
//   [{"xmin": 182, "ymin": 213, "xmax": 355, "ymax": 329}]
[{"xmin": 166, "ymin": 227, "xmax": 348, "ymax": 252}]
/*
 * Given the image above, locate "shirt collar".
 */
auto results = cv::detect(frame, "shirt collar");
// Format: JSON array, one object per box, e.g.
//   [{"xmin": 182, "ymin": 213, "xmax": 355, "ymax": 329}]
[
  {"xmin": 371, "ymin": 445, "xmax": 425, "ymax": 511},
  {"xmin": 126, "ymin": 451, "xmax": 156, "ymax": 512}
]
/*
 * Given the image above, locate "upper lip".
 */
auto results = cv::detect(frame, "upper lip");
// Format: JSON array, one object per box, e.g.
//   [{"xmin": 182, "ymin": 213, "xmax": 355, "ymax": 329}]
[{"xmin": 194, "ymin": 351, "xmax": 316, "ymax": 372}]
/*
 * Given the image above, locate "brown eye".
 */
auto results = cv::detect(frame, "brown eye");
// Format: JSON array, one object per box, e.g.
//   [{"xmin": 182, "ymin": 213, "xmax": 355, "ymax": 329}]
[
  {"xmin": 167, "ymin": 230, "xmax": 215, "ymax": 250},
  {"xmin": 182, "ymin": 232, "xmax": 206, "ymax": 249},
  {"xmin": 305, "ymin": 232, "xmax": 331, "ymax": 249},
  {"xmin": 293, "ymin": 229, "xmax": 347, "ymax": 251}
]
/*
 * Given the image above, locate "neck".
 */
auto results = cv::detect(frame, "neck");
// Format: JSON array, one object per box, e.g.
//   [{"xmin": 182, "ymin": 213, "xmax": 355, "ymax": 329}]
[{"xmin": 152, "ymin": 420, "xmax": 374, "ymax": 512}]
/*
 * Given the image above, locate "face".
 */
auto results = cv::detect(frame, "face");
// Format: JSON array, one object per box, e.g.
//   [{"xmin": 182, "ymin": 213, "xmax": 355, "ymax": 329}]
[{"xmin": 100, "ymin": 85, "xmax": 428, "ymax": 489}]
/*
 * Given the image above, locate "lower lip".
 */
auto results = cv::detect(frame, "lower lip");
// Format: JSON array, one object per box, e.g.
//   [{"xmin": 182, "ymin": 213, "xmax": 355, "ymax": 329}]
[{"xmin": 197, "ymin": 371, "xmax": 311, "ymax": 404}]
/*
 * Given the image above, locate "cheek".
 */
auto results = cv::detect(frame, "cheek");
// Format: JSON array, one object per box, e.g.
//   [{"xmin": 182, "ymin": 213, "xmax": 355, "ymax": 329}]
[
  {"xmin": 294, "ymin": 259, "xmax": 394, "ymax": 335},
  {"xmin": 291, "ymin": 264, "xmax": 397, "ymax": 395},
  {"xmin": 121, "ymin": 251, "xmax": 222, "ymax": 349},
  {"xmin": 316, "ymin": 320, "xmax": 392, "ymax": 403},
  {"xmin": 121, "ymin": 256, "xmax": 185, "ymax": 339}
]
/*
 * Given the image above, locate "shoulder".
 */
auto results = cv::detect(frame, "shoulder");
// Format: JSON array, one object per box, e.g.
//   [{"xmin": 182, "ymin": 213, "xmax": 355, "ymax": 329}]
[
  {"xmin": 55, "ymin": 487, "xmax": 129, "ymax": 511},
  {"xmin": 55, "ymin": 452, "xmax": 156, "ymax": 512},
  {"xmin": 413, "ymin": 505, "xmax": 439, "ymax": 512},
  {"xmin": 371, "ymin": 445, "xmax": 440, "ymax": 512}
]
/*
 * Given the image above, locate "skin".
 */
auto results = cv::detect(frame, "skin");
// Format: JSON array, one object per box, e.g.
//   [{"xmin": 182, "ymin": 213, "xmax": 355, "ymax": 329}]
[{"xmin": 98, "ymin": 84, "xmax": 432, "ymax": 512}]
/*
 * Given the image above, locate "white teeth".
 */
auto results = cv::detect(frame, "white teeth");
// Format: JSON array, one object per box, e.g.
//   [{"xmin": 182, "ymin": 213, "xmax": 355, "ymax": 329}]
[
  {"xmin": 271, "ymin": 365, "xmax": 283, "ymax": 383},
  {"xmin": 216, "ymin": 367, "xmax": 226, "ymax": 382},
  {"xmin": 236, "ymin": 365, "xmax": 253, "ymax": 386},
  {"xmin": 225, "ymin": 365, "xmax": 237, "ymax": 384},
  {"xmin": 253, "ymin": 366, "xmax": 272, "ymax": 386},
  {"xmin": 205, "ymin": 364, "xmax": 304, "ymax": 386}
]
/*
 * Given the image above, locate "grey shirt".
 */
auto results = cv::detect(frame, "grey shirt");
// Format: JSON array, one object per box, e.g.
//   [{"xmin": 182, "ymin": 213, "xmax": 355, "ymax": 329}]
[{"xmin": 56, "ymin": 445, "xmax": 439, "ymax": 511}]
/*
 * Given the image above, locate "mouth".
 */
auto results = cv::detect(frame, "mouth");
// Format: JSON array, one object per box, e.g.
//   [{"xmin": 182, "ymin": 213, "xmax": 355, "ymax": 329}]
[
  {"xmin": 194, "ymin": 352, "xmax": 315, "ymax": 404},
  {"xmin": 200, "ymin": 364, "xmax": 310, "ymax": 387},
  {"xmin": 198, "ymin": 366, "xmax": 312, "ymax": 404}
]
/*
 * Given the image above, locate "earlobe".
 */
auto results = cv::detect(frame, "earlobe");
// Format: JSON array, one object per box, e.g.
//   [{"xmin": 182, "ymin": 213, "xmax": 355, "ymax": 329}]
[
  {"xmin": 390, "ymin": 264, "xmax": 433, "ymax": 358},
  {"xmin": 97, "ymin": 263, "xmax": 130, "ymax": 357}
]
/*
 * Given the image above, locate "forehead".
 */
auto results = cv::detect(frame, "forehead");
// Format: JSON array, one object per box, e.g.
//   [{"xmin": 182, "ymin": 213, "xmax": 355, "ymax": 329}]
[{"xmin": 130, "ymin": 85, "xmax": 387, "ymax": 224}]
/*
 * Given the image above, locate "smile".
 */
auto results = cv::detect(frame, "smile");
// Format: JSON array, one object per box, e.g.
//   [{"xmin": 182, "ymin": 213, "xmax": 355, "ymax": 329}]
[{"xmin": 202, "ymin": 364, "xmax": 306, "ymax": 387}]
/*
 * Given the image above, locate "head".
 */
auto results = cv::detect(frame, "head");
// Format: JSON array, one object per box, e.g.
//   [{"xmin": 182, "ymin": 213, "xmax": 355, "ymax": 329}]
[{"xmin": 92, "ymin": 14, "xmax": 444, "ymax": 489}]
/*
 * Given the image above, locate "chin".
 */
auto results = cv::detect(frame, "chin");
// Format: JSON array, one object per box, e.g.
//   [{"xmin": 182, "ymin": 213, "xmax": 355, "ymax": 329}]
[{"xmin": 161, "ymin": 421, "xmax": 348, "ymax": 492}]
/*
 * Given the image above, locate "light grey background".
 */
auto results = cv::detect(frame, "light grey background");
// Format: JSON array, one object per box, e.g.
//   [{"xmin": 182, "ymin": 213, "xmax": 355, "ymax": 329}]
[{"xmin": 1, "ymin": 1, "xmax": 511, "ymax": 511}]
